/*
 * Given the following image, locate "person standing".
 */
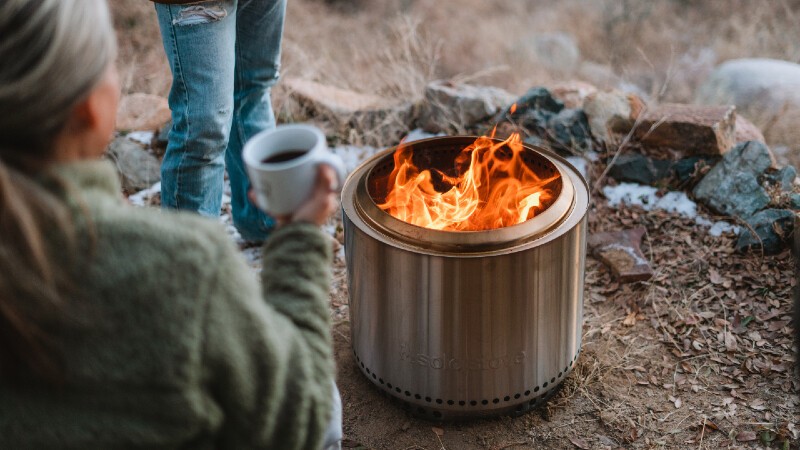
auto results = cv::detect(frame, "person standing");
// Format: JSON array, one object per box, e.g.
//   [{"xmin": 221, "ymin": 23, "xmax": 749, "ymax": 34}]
[{"xmin": 153, "ymin": 0, "xmax": 286, "ymax": 242}]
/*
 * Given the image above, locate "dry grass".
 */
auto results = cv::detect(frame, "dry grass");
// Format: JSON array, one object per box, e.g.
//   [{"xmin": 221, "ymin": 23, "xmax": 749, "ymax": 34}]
[
  {"xmin": 114, "ymin": 0, "xmax": 800, "ymax": 101},
  {"xmin": 111, "ymin": 0, "xmax": 800, "ymax": 161}
]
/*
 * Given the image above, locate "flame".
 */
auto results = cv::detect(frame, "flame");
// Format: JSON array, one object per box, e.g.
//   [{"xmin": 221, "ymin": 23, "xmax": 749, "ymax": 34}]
[{"xmin": 377, "ymin": 131, "xmax": 560, "ymax": 231}]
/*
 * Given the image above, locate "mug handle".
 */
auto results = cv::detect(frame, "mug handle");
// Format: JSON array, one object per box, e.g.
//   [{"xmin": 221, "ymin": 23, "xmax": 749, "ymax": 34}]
[{"xmin": 315, "ymin": 151, "xmax": 347, "ymax": 192}]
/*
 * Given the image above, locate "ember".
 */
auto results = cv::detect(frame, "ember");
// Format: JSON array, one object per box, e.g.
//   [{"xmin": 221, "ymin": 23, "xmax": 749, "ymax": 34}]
[{"xmin": 377, "ymin": 130, "xmax": 561, "ymax": 231}]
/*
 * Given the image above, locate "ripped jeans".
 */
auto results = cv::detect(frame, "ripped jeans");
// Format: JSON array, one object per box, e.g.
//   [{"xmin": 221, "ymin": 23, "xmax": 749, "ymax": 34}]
[{"xmin": 155, "ymin": 0, "xmax": 285, "ymax": 241}]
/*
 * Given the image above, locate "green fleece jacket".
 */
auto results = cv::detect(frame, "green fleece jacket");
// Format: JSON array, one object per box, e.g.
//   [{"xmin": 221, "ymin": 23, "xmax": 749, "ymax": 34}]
[{"xmin": 0, "ymin": 160, "xmax": 335, "ymax": 449}]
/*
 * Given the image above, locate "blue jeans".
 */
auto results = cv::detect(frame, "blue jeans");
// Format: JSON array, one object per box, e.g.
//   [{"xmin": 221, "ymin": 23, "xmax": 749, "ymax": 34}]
[{"xmin": 155, "ymin": 0, "xmax": 285, "ymax": 241}]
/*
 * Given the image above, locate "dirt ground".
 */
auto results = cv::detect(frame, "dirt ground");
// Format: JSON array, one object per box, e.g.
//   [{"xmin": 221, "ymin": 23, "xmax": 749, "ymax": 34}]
[
  {"xmin": 110, "ymin": 2, "xmax": 799, "ymax": 448},
  {"xmin": 328, "ymin": 195, "xmax": 799, "ymax": 449}
]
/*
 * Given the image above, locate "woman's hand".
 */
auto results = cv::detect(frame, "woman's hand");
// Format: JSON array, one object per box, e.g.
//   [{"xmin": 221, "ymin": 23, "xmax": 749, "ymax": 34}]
[{"xmin": 249, "ymin": 165, "xmax": 339, "ymax": 227}]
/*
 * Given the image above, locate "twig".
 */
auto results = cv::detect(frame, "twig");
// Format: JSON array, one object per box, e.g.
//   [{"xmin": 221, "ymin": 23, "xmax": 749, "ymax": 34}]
[
  {"xmin": 697, "ymin": 416, "xmax": 706, "ymax": 450},
  {"xmin": 433, "ymin": 430, "xmax": 447, "ymax": 450}
]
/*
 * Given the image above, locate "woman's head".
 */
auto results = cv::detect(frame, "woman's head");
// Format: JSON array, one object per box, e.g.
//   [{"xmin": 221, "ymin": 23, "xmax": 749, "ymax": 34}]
[
  {"xmin": 0, "ymin": 0, "xmax": 116, "ymax": 383},
  {"xmin": 0, "ymin": 0, "xmax": 118, "ymax": 167}
]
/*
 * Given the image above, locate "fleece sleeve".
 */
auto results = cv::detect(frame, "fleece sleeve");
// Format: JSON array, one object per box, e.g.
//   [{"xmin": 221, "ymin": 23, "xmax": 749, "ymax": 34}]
[{"xmin": 200, "ymin": 222, "xmax": 335, "ymax": 450}]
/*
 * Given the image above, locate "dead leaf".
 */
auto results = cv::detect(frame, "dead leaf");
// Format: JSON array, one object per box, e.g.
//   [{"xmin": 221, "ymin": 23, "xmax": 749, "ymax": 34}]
[
  {"xmin": 432, "ymin": 427, "xmax": 444, "ymax": 437},
  {"xmin": 736, "ymin": 430, "xmax": 757, "ymax": 442},
  {"xmin": 568, "ymin": 437, "xmax": 590, "ymax": 449},
  {"xmin": 709, "ymin": 268, "xmax": 723, "ymax": 285},
  {"xmin": 623, "ymin": 311, "xmax": 637, "ymax": 326},
  {"xmin": 723, "ymin": 332, "xmax": 738, "ymax": 352},
  {"xmin": 768, "ymin": 320, "xmax": 788, "ymax": 332}
]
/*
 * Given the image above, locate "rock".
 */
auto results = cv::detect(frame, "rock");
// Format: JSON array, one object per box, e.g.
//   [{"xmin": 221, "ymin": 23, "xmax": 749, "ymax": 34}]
[
  {"xmin": 156, "ymin": 120, "xmax": 172, "ymax": 148},
  {"xmin": 635, "ymin": 104, "xmax": 736, "ymax": 157},
  {"xmin": 733, "ymin": 115, "xmax": 775, "ymax": 168},
  {"xmin": 505, "ymin": 87, "xmax": 564, "ymax": 117},
  {"xmin": 588, "ymin": 227, "xmax": 653, "ymax": 282},
  {"xmin": 671, "ymin": 156, "xmax": 716, "ymax": 187},
  {"xmin": 693, "ymin": 141, "xmax": 773, "ymax": 217},
  {"xmin": 696, "ymin": 58, "xmax": 800, "ymax": 148},
  {"xmin": 492, "ymin": 87, "xmax": 562, "ymax": 141},
  {"xmin": 734, "ymin": 115, "xmax": 765, "ymax": 144},
  {"xmin": 547, "ymin": 108, "xmax": 593, "ymax": 153},
  {"xmin": 106, "ymin": 137, "xmax": 162, "ymax": 192},
  {"xmin": 532, "ymin": 33, "xmax": 580, "ymax": 76},
  {"xmin": 607, "ymin": 153, "xmax": 672, "ymax": 186},
  {"xmin": 736, "ymin": 209, "xmax": 795, "ymax": 255},
  {"xmin": 285, "ymin": 78, "xmax": 394, "ymax": 115},
  {"xmin": 418, "ymin": 80, "xmax": 514, "ymax": 133},
  {"xmin": 549, "ymin": 81, "xmax": 598, "ymax": 109},
  {"xmin": 790, "ymin": 193, "xmax": 800, "ymax": 210},
  {"xmin": 582, "ymin": 90, "xmax": 645, "ymax": 144},
  {"xmin": 284, "ymin": 78, "xmax": 414, "ymax": 145},
  {"xmin": 761, "ymin": 166, "xmax": 797, "ymax": 191},
  {"xmin": 116, "ymin": 93, "xmax": 171, "ymax": 132}
]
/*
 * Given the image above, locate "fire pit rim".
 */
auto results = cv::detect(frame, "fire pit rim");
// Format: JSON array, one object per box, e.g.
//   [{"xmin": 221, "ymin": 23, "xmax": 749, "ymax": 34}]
[{"xmin": 342, "ymin": 136, "xmax": 589, "ymax": 256}]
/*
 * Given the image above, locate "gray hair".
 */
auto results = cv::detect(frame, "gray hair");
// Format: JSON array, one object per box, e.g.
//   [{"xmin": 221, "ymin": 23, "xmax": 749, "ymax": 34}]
[{"xmin": 0, "ymin": 0, "xmax": 117, "ymax": 159}]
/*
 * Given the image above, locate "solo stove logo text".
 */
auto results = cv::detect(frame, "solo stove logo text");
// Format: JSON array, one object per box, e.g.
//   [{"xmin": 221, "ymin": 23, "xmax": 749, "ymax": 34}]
[{"xmin": 400, "ymin": 342, "xmax": 526, "ymax": 371}]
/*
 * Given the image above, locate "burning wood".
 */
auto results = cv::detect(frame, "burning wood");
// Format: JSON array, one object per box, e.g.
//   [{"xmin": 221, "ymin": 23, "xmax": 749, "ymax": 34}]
[{"xmin": 377, "ymin": 131, "xmax": 561, "ymax": 231}]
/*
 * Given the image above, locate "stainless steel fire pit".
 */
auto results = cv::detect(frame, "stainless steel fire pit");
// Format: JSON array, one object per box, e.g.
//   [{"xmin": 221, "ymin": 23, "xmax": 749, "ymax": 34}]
[{"xmin": 342, "ymin": 136, "xmax": 589, "ymax": 419}]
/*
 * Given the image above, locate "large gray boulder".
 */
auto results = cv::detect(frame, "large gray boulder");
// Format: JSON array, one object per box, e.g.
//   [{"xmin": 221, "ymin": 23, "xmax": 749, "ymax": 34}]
[
  {"xmin": 693, "ymin": 141, "xmax": 772, "ymax": 217},
  {"xmin": 418, "ymin": 80, "xmax": 515, "ymax": 133},
  {"xmin": 696, "ymin": 58, "xmax": 800, "ymax": 147}
]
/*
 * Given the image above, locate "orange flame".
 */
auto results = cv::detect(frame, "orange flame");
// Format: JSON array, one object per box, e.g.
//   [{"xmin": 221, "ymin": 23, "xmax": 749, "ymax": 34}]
[{"xmin": 378, "ymin": 131, "xmax": 560, "ymax": 231}]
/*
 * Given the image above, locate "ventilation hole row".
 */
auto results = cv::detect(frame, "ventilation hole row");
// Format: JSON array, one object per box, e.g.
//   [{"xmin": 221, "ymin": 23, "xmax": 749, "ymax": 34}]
[{"xmin": 354, "ymin": 350, "xmax": 580, "ymax": 409}]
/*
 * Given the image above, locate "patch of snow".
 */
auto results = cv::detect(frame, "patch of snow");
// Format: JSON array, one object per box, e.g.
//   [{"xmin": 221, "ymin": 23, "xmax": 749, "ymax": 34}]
[
  {"xmin": 331, "ymin": 145, "xmax": 378, "ymax": 175},
  {"xmin": 603, "ymin": 182, "xmax": 739, "ymax": 236},
  {"xmin": 128, "ymin": 182, "xmax": 161, "ymax": 206},
  {"xmin": 241, "ymin": 247, "xmax": 262, "ymax": 269},
  {"xmin": 126, "ymin": 131, "xmax": 154, "ymax": 146},
  {"xmin": 654, "ymin": 191, "xmax": 697, "ymax": 217},
  {"xmin": 335, "ymin": 246, "xmax": 345, "ymax": 262},
  {"xmin": 566, "ymin": 156, "xmax": 588, "ymax": 180},
  {"xmin": 403, "ymin": 128, "xmax": 445, "ymax": 143},
  {"xmin": 603, "ymin": 183, "xmax": 659, "ymax": 209},
  {"xmin": 604, "ymin": 243, "xmax": 649, "ymax": 266},
  {"xmin": 708, "ymin": 221, "xmax": 740, "ymax": 237},
  {"xmin": 321, "ymin": 223, "xmax": 338, "ymax": 238}
]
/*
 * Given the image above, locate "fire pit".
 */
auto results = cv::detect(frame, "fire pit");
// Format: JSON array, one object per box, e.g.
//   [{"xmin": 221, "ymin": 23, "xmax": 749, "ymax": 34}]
[{"xmin": 342, "ymin": 134, "xmax": 589, "ymax": 419}]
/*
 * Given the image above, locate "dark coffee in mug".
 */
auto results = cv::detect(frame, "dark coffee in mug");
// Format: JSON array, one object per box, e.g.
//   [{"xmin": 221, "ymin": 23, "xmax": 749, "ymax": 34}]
[{"xmin": 262, "ymin": 149, "xmax": 308, "ymax": 164}]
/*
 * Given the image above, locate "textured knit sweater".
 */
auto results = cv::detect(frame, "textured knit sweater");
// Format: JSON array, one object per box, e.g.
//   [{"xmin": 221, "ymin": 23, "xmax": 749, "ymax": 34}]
[{"xmin": 0, "ymin": 160, "xmax": 335, "ymax": 449}]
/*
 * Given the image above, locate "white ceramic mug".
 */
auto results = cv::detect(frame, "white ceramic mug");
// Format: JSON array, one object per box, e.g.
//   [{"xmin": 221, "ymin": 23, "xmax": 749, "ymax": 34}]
[{"xmin": 243, "ymin": 124, "xmax": 346, "ymax": 216}]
